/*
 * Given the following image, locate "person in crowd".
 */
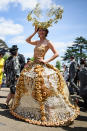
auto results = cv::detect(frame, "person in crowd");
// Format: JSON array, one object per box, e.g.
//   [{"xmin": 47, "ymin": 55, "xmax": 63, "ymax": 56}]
[
  {"xmin": 18, "ymin": 52, "xmax": 25, "ymax": 71},
  {"xmin": 68, "ymin": 56, "xmax": 79, "ymax": 95},
  {"xmin": 24, "ymin": 57, "xmax": 32, "ymax": 68},
  {"xmin": 78, "ymin": 59, "xmax": 87, "ymax": 107},
  {"xmin": 4, "ymin": 45, "xmax": 21, "ymax": 106},
  {"xmin": 10, "ymin": 27, "xmax": 79, "ymax": 126},
  {"xmin": 27, "ymin": 57, "xmax": 31, "ymax": 62},
  {"xmin": 74, "ymin": 64, "xmax": 80, "ymax": 87},
  {"xmin": 0, "ymin": 50, "xmax": 5, "ymax": 90},
  {"xmin": 63, "ymin": 65, "xmax": 69, "ymax": 85}
]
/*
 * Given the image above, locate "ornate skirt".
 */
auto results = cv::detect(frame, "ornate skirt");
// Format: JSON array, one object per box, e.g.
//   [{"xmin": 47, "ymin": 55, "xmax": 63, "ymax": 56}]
[{"xmin": 10, "ymin": 61, "xmax": 79, "ymax": 126}]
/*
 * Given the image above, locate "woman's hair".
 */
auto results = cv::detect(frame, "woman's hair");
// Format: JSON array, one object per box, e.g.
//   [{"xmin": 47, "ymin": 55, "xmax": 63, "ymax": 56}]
[{"xmin": 38, "ymin": 28, "xmax": 49, "ymax": 37}]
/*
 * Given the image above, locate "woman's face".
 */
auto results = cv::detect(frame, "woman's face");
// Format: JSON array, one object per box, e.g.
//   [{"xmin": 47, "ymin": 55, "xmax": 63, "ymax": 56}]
[{"xmin": 38, "ymin": 28, "xmax": 46, "ymax": 38}]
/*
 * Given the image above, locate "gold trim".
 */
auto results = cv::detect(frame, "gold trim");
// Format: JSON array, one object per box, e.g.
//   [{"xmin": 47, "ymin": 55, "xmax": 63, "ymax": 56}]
[{"xmin": 10, "ymin": 108, "xmax": 80, "ymax": 126}]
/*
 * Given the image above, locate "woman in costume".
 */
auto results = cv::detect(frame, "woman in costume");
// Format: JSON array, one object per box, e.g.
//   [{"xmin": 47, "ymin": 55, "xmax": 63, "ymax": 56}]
[
  {"xmin": 0, "ymin": 50, "xmax": 4, "ymax": 90},
  {"xmin": 10, "ymin": 26, "xmax": 79, "ymax": 126},
  {"xmin": 10, "ymin": 4, "xmax": 79, "ymax": 126}
]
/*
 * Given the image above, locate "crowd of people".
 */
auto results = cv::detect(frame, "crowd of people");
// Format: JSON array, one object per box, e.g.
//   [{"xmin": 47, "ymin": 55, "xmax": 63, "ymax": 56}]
[{"xmin": 63, "ymin": 57, "xmax": 87, "ymax": 107}]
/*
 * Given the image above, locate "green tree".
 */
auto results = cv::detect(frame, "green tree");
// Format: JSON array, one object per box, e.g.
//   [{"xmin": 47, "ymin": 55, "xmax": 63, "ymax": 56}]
[
  {"xmin": 62, "ymin": 36, "xmax": 87, "ymax": 63},
  {"xmin": 74, "ymin": 36, "xmax": 87, "ymax": 58},
  {"xmin": 3, "ymin": 52, "xmax": 10, "ymax": 61},
  {"xmin": 0, "ymin": 39, "xmax": 8, "ymax": 49},
  {"xmin": 56, "ymin": 60, "xmax": 61, "ymax": 70}
]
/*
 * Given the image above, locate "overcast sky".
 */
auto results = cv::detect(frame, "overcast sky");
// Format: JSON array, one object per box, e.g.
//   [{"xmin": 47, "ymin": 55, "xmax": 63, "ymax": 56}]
[{"xmin": 0, "ymin": 0, "xmax": 87, "ymax": 65}]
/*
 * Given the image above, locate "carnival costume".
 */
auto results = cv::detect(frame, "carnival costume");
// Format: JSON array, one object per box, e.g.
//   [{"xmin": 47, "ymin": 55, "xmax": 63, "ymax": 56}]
[{"xmin": 10, "ymin": 4, "xmax": 79, "ymax": 126}]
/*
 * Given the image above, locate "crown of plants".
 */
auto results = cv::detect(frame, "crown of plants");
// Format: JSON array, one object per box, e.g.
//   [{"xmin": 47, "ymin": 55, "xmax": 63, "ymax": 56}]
[{"xmin": 27, "ymin": 3, "xmax": 64, "ymax": 28}]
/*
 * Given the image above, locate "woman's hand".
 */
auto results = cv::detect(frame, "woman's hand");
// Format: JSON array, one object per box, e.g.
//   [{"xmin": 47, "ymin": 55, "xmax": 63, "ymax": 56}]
[
  {"xmin": 35, "ymin": 26, "xmax": 38, "ymax": 33},
  {"xmin": 39, "ymin": 58, "xmax": 47, "ymax": 64}
]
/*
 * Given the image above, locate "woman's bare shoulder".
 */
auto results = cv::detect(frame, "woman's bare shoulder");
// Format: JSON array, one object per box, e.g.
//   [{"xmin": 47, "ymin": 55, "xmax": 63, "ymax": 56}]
[
  {"xmin": 32, "ymin": 40, "xmax": 40, "ymax": 45},
  {"xmin": 46, "ymin": 39, "xmax": 53, "ymax": 46}
]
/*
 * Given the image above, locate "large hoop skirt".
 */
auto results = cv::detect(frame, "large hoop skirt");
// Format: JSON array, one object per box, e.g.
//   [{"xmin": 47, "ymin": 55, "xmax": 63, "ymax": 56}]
[{"xmin": 10, "ymin": 61, "xmax": 79, "ymax": 126}]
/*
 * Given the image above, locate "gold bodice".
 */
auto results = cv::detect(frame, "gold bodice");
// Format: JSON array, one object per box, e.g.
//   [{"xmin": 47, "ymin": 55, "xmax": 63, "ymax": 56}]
[{"xmin": 34, "ymin": 40, "xmax": 49, "ymax": 60}]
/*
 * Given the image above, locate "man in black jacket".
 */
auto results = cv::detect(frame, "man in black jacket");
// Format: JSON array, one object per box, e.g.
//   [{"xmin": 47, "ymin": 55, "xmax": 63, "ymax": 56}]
[
  {"xmin": 68, "ymin": 56, "xmax": 79, "ymax": 95},
  {"xmin": 78, "ymin": 59, "xmax": 87, "ymax": 106},
  {"xmin": 4, "ymin": 45, "xmax": 25, "ymax": 106},
  {"xmin": 18, "ymin": 53, "xmax": 25, "ymax": 71}
]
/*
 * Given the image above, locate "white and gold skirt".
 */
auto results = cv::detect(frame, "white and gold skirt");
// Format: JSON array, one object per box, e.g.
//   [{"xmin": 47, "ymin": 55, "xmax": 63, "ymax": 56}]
[{"xmin": 10, "ymin": 61, "xmax": 79, "ymax": 126}]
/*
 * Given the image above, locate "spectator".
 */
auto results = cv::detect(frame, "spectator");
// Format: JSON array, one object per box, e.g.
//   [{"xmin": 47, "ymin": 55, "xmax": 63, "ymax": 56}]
[
  {"xmin": 74, "ymin": 64, "xmax": 80, "ymax": 87},
  {"xmin": 68, "ymin": 56, "xmax": 79, "ymax": 95},
  {"xmin": 4, "ymin": 45, "xmax": 21, "ymax": 106},
  {"xmin": 63, "ymin": 65, "xmax": 69, "ymax": 85},
  {"xmin": 0, "ymin": 50, "xmax": 5, "ymax": 90},
  {"xmin": 18, "ymin": 53, "xmax": 25, "ymax": 71},
  {"xmin": 78, "ymin": 59, "xmax": 87, "ymax": 106},
  {"xmin": 24, "ymin": 57, "xmax": 32, "ymax": 68}
]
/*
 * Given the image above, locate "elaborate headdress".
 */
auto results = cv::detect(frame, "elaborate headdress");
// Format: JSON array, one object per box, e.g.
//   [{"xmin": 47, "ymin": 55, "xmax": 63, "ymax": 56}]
[{"xmin": 27, "ymin": 3, "xmax": 63, "ymax": 28}]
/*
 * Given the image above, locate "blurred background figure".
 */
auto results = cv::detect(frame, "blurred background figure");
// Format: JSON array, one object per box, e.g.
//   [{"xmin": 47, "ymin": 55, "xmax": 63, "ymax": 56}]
[
  {"xmin": 27, "ymin": 57, "xmax": 31, "ymax": 63},
  {"xmin": 63, "ymin": 65, "xmax": 69, "ymax": 86},
  {"xmin": 74, "ymin": 63, "xmax": 80, "ymax": 87},
  {"xmin": 24, "ymin": 57, "xmax": 32, "ymax": 68},
  {"xmin": 78, "ymin": 59, "xmax": 87, "ymax": 108},
  {"xmin": 0, "ymin": 49, "xmax": 5, "ymax": 90},
  {"xmin": 4, "ymin": 45, "xmax": 21, "ymax": 106},
  {"xmin": 68, "ymin": 56, "xmax": 79, "ymax": 95},
  {"xmin": 18, "ymin": 52, "xmax": 25, "ymax": 72}
]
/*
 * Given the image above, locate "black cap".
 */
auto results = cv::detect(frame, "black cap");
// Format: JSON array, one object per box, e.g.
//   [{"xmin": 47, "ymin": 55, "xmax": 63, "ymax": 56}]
[{"xmin": 27, "ymin": 57, "xmax": 31, "ymax": 61}]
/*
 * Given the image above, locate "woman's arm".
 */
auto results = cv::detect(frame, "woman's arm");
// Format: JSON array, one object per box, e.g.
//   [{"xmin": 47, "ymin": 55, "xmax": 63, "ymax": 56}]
[
  {"xmin": 45, "ymin": 41, "xmax": 59, "ymax": 63},
  {"xmin": 26, "ymin": 27, "xmax": 38, "ymax": 45}
]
